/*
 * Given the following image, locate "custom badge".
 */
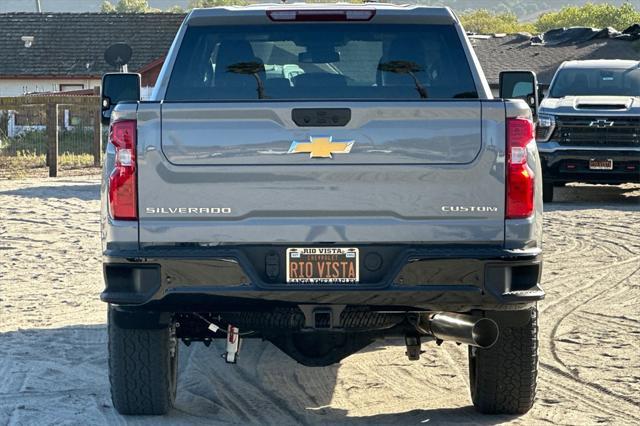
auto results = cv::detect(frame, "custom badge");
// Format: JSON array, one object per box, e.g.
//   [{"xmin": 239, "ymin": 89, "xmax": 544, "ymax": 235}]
[{"xmin": 287, "ymin": 136, "xmax": 354, "ymax": 158}]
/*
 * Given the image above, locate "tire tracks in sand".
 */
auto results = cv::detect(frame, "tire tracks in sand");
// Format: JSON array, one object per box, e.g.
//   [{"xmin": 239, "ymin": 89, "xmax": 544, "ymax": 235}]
[
  {"xmin": 536, "ymin": 201, "xmax": 640, "ymax": 423},
  {"xmin": 1, "ymin": 178, "xmax": 639, "ymax": 425}
]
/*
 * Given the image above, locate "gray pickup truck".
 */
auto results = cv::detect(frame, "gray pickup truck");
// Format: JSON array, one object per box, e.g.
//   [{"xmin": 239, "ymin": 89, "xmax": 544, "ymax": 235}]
[
  {"xmin": 537, "ymin": 60, "xmax": 640, "ymax": 202},
  {"xmin": 100, "ymin": 4, "xmax": 544, "ymax": 416}
]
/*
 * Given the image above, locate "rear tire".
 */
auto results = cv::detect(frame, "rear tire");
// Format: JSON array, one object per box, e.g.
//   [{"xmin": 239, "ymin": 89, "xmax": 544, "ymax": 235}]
[
  {"xmin": 543, "ymin": 181, "xmax": 554, "ymax": 203},
  {"xmin": 108, "ymin": 307, "xmax": 178, "ymax": 415},
  {"xmin": 468, "ymin": 307, "xmax": 538, "ymax": 414}
]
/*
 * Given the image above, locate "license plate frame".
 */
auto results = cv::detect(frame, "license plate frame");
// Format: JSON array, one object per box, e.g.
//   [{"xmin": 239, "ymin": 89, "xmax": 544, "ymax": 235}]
[
  {"xmin": 286, "ymin": 247, "xmax": 359, "ymax": 284},
  {"xmin": 589, "ymin": 158, "xmax": 613, "ymax": 170}
]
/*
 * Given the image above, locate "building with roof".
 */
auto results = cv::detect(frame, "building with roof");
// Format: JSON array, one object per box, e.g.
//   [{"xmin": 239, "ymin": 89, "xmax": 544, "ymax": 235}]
[
  {"xmin": 469, "ymin": 33, "xmax": 640, "ymax": 94},
  {"xmin": 1, "ymin": 12, "xmax": 639, "ymax": 98},
  {"xmin": 0, "ymin": 12, "xmax": 184, "ymax": 97}
]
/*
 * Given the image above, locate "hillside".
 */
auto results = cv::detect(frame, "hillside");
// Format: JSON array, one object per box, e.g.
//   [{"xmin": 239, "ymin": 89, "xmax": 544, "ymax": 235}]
[
  {"xmin": 0, "ymin": 0, "xmax": 190, "ymax": 13},
  {"xmin": 0, "ymin": 0, "xmax": 635, "ymax": 20},
  {"xmin": 418, "ymin": 0, "xmax": 633, "ymax": 20}
]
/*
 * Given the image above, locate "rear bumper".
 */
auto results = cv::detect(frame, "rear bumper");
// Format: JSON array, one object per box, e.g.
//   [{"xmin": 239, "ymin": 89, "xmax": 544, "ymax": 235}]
[
  {"xmin": 102, "ymin": 245, "xmax": 544, "ymax": 312},
  {"xmin": 538, "ymin": 145, "xmax": 640, "ymax": 184}
]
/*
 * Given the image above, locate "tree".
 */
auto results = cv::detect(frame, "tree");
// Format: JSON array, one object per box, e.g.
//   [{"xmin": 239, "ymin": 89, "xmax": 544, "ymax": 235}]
[
  {"xmin": 188, "ymin": 0, "xmax": 247, "ymax": 7},
  {"xmin": 535, "ymin": 3, "xmax": 640, "ymax": 32},
  {"xmin": 101, "ymin": 0, "xmax": 159, "ymax": 13},
  {"xmin": 459, "ymin": 9, "xmax": 535, "ymax": 34},
  {"xmin": 165, "ymin": 5, "xmax": 185, "ymax": 13},
  {"xmin": 100, "ymin": 1, "xmax": 116, "ymax": 12},
  {"xmin": 459, "ymin": 3, "xmax": 640, "ymax": 35}
]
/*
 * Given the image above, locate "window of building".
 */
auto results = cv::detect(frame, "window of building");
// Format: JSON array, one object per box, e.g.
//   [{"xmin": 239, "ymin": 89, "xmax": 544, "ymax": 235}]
[{"xmin": 59, "ymin": 84, "xmax": 84, "ymax": 92}]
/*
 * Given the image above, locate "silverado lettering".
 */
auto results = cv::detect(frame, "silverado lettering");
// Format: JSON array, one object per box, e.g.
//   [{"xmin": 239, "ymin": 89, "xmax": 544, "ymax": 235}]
[{"xmin": 145, "ymin": 207, "xmax": 231, "ymax": 215}]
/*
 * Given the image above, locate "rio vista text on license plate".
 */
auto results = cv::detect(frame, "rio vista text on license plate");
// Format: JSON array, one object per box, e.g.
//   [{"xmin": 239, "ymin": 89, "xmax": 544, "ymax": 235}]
[{"xmin": 286, "ymin": 248, "xmax": 359, "ymax": 284}]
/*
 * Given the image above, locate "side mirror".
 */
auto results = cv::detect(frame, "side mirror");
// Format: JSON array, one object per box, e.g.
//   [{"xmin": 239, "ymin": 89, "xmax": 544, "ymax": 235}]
[
  {"xmin": 101, "ymin": 73, "xmax": 141, "ymax": 126},
  {"xmin": 499, "ymin": 71, "xmax": 539, "ymax": 118}
]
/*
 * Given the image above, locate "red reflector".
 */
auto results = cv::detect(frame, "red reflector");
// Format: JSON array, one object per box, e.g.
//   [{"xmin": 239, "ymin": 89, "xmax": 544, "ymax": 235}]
[
  {"xmin": 266, "ymin": 9, "xmax": 375, "ymax": 22},
  {"xmin": 566, "ymin": 163, "xmax": 577, "ymax": 169},
  {"xmin": 506, "ymin": 117, "xmax": 535, "ymax": 219},
  {"xmin": 109, "ymin": 167, "xmax": 137, "ymax": 220},
  {"xmin": 108, "ymin": 120, "xmax": 137, "ymax": 220},
  {"xmin": 626, "ymin": 165, "xmax": 636, "ymax": 170},
  {"xmin": 507, "ymin": 116, "xmax": 535, "ymax": 149}
]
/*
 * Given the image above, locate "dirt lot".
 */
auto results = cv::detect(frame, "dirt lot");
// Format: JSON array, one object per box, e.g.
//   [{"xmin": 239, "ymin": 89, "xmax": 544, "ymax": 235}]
[{"xmin": 0, "ymin": 176, "xmax": 638, "ymax": 425}]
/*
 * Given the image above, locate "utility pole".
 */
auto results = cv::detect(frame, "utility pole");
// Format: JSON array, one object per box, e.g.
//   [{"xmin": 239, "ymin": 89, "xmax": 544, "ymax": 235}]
[{"xmin": 35, "ymin": 0, "xmax": 42, "ymax": 12}]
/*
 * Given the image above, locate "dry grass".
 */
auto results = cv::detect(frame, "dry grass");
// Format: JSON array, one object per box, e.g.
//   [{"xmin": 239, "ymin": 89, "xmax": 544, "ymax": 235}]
[{"xmin": 0, "ymin": 153, "xmax": 99, "ymax": 179}]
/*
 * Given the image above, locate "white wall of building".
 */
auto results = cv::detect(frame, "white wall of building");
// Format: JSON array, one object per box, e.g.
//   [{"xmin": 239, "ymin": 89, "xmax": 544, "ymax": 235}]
[{"xmin": 0, "ymin": 78, "xmax": 101, "ymax": 97}]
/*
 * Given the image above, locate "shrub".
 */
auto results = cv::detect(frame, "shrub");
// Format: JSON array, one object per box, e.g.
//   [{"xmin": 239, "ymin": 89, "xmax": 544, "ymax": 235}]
[
  {"xmin": 460, "ymin": 9, "xmax": 536, "ymax": 34},
  {"xmin": 536, "ymin": 3, "xmax": 640, "ymax": 33}
]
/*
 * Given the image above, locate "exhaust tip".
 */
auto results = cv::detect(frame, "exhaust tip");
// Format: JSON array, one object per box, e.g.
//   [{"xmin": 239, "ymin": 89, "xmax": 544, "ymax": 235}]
[{"xmin": 472, "ymin": 318, "xmax": 499, "ymax": 348}]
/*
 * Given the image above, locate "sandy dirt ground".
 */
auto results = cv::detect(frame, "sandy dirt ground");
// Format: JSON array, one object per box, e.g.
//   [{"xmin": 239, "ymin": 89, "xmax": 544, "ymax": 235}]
[{"xmin": 0, "ymin": 176, "xmax": 638, "ymax": 425}]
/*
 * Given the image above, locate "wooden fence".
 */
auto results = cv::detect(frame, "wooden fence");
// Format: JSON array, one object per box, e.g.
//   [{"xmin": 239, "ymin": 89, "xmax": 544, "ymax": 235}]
[{"xmin": 0, "ymin": 94, "xmax": 102, "ymax": 177}]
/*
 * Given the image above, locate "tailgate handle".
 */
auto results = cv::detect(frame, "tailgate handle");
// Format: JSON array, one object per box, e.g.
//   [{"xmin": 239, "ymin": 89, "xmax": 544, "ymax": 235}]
[{"xmin": 292, "ymin": 108, "xmax": 351, "ymax": 127}]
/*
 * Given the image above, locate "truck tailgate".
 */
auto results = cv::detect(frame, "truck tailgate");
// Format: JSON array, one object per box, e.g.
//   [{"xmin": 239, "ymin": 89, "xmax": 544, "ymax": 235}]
[{"xmin": 137, "ymin": 101, "xmax": 506, "ymax": 245}]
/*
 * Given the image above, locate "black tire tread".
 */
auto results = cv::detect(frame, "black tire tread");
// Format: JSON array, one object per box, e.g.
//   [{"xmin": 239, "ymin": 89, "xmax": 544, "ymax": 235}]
[
  {"xmin": 470, "ymin": 307, "xmax": 538, "ymax": 414},
  {"xmin": 108, "ymin": 307, "xmax": 176, "ymax": 415}
]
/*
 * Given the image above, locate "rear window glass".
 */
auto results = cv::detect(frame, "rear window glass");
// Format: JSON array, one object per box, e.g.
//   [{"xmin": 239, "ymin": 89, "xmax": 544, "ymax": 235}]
[
  {"xmin": 165, "ymin": 24, "xmax": 478, "ymax": 101},
  {"xmin": 550, "ymin": 67, "xmax": 640, "ymax": 97}
]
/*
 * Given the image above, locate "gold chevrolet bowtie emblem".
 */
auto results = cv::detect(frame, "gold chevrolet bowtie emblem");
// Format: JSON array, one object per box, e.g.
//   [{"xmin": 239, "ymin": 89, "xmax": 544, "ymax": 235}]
[{"xmin": 287, "ymin": 136, "xmax": 354, "ymax": 158}]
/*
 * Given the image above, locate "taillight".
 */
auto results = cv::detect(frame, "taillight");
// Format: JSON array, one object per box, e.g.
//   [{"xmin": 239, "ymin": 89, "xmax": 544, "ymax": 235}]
[
  {"xmin": 506, "ymin": 117, "xmax": 535, "ymax": 219},
  {"xmin": 108, "ymin": 120, "xmax": 137, "ymax": 220},
  {"xmin": 266, "ymin": 9, "xmax": 375, "ymax": 22}
]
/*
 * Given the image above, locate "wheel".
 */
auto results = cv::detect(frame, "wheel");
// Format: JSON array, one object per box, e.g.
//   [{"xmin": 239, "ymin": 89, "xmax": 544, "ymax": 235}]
[
  {"xmin": 468, "ymin": 307, "xmax": 538, "ymax": 414},
  {"xmin": 542, "ymin": 181, "xmax": 554, "ymax": 203},
  {"xmin": 108, "ymin": 306, "xmax": 178, "ymax": 415}
]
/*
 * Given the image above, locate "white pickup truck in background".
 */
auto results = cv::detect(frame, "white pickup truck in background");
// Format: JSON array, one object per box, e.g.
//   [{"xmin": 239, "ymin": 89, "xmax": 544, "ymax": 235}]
[{"xmin": 536, "ymin": 60, "xmax": 640, "ymax": 201}]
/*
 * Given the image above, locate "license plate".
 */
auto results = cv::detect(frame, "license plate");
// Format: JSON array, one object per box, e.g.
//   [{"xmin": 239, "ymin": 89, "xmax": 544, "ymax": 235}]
[
  {"xmin": 286, "ymin": 247, "xmax": 359, "ymax": 284},
  {"xmin": 589, "ymin": 159, "xmax": 613, "ymax": 170}
]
